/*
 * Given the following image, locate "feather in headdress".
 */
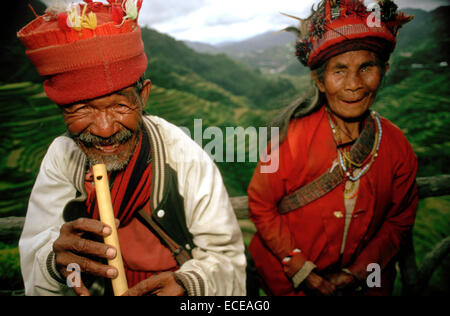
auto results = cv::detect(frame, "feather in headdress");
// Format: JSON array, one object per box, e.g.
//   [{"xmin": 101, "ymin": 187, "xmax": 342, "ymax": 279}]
[
  {"xmin": 396, "ymin": 12, "xmax": 414, "ymax": 27},
  {"xmin": 279, "ymin": 26, "xmax": 302, "ymax": 38},
  {"xmin": 280, "ymin": 12, "xmax": 310, "ymax": 38}
]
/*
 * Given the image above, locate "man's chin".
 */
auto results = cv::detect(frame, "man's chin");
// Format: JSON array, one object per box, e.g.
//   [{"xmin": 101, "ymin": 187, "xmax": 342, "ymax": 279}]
[
  {"xmin": 82, "ymin": 142, "xmax": 136, "ymax": 172},
  {"xmin": 86, "ymin": 153, "xmax": 131, "ymax": 172}
]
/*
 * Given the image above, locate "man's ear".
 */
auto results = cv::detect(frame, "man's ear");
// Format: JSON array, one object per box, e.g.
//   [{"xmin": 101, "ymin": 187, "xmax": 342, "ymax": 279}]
[
  {"xmin": 311, "ymin": 71, "xmax": 326, "ymax": 93},
  {"xmin": 140, "ymin": 79, "xmax": 152, "ymax": 106},
  {"xmin": 385, "ymin": 62, "xmax": 390, "ymax": 73}
]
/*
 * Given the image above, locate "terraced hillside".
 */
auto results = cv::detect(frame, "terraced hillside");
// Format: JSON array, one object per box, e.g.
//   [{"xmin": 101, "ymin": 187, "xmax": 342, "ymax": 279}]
[
  {"xmin": 0, "ymin": 82, "xmax": 66, "ymax": 218},
  {"xmin": 145, "ymin": 74, "xmax": 281, "ymax": 197},
  {"xmin": 141, "ymin": 27, "xmax": 298, "ymax": 111},
  {"xmin": 374, "ymin": 64, "xmax": 450, "ymax": 178},
  {"xmin": 149, "ymin": 81, "xmax": 243, "ymax": 129}
]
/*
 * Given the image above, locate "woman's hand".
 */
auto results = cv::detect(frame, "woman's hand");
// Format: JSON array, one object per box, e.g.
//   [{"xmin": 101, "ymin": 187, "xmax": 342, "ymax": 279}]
[{"xmin": 304, "ymin": 272, "xmax": 336, "ymax": 296}]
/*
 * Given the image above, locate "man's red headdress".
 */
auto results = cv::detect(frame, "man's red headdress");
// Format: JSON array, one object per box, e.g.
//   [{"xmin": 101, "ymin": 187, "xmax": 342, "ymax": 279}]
[
  {"xmin": 283, "ymin": 0, "xmax": 414, "ymax": 69},
  {"xmin": 18, "ymin": 0, "xmax": 146, "ymax": 105}
]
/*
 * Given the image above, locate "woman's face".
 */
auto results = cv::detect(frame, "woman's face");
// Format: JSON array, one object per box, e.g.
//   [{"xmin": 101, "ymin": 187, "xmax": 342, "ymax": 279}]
[{"xmin": 313, "ymin": 50, "xmax": 385, "ymax": 121}]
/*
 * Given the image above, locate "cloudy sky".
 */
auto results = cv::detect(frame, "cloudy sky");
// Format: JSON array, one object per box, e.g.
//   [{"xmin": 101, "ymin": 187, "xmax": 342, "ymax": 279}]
[{"xmin": 43, "ymin": 0, "xmax": 449, "ymax": 44}]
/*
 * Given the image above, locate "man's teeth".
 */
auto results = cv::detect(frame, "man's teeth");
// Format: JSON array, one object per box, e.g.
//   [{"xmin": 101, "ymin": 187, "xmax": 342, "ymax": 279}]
[{"xmin": 95, "ymin": 144, "xmax": 119, "ymax": 150}]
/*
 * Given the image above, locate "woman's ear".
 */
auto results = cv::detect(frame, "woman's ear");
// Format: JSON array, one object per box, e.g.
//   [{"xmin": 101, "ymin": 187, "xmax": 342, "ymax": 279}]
[
  {"xmin": 311, "ymin": 71, "xmax": 326, "ymax": 93},
  {"xmin": 140, "ymin": 79, "xmax": 152, "ymax": 106},
  {"xmin": 385, "ymin": 62, "xmax": 390, "ymax": 73}
]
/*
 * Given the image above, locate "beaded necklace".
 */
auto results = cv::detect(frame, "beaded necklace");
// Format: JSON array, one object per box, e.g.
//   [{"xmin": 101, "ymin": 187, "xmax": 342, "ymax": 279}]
[{"xmin": 326, "ymin": 109, "xmax": 383, "ymax": 183}]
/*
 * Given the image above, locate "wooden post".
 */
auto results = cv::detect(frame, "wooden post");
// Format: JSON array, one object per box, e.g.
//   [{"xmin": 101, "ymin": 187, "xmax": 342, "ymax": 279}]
[{"xmin": 92, "ymin": 164, "xmax": 128, "ymax": 296}]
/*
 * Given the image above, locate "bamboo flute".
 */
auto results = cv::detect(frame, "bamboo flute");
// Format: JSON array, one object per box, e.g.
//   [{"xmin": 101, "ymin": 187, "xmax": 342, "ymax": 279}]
[{"xmin": 93, "ymin": 164, "xmax": 128, "ymax": 296}]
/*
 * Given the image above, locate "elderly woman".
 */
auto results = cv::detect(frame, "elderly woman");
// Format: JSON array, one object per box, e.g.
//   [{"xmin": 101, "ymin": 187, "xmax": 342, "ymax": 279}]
[{"xmin": 248, "ymin": 0, "xmax": 417, "ymax": 296}]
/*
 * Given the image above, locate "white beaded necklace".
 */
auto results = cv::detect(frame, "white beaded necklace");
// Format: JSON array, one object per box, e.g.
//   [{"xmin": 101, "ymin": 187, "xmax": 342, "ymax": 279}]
[{"xmin": 328, "ymin": 111, "xmax": 383, "ymax": 182}]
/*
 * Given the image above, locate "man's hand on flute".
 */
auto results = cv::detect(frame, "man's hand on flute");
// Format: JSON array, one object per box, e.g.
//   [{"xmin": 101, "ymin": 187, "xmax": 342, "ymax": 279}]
[
  {"xmin": 53, "ymin": 218, "xmax": 120, "ymax": 296},
  {"xmin": 122, "ymin": 272, "xmax": 185, "ymax": 296}
]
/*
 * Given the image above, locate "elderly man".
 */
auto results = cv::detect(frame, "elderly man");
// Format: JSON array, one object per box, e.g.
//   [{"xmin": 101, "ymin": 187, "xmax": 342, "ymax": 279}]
[
  {"xmin": 18, "ymin": 0, "xmax": 245, "ymax": 296},
  {"xmin": 248, "ymin": 0, "xmax": 417, "ymax": 296}
]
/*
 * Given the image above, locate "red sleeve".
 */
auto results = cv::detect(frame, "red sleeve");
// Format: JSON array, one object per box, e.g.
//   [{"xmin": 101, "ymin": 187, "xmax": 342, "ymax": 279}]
[
  {"xmin": 348, "ymin": 138, "xmax": 419, "ymax": 280},
  {"xmin": 248, "ymin": 140, "xmax": 308, "ymax": 276}
]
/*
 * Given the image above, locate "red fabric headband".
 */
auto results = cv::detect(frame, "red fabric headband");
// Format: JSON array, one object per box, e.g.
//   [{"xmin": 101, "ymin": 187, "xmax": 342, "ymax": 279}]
[{"xmin": 17, "ymin": 1, "xmax": 148, "ymax": 105}]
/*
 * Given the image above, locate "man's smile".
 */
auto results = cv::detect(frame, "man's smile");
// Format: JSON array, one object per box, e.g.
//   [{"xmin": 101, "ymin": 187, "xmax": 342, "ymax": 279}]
[
  {"xmin": 77, "ymin": 128, "xmax": 133, "ymax": 151},
  {"xmin": 68, "ymin": 127, "xmax": 141, "ymax": 171},
  {"xmin": 93, "ymin": 143, "xmax": 121, "ymax": 154}
]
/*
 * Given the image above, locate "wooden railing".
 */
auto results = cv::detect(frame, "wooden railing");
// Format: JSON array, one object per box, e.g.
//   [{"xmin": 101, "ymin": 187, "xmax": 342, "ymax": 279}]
[
  {"xmin": 231, "ymin": 175, "xmax": 450, "ymax": 220},
  {"xmin": 0, "ymin": 175, "xmax": 449, "ymax": 295}
]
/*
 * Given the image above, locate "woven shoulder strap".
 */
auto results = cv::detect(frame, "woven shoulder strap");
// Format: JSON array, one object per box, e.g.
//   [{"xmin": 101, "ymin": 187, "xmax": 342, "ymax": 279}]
[{"xmin": 278, "ymin": 113, "xmax": 376, "ymax": 214}]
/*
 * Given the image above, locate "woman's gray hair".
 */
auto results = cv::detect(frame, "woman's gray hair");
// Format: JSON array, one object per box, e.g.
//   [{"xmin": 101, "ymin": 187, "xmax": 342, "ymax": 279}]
[{"xmin": 271, "ymin": 62, "xmax": 327, "ymax": 143}]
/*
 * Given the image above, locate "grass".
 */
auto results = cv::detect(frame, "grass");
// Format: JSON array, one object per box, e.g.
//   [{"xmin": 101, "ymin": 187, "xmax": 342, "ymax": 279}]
[
  {"xmin": 0, "ymin": 242, "xmax": 22, "ymax": 291},
  {"xmin": 393, "ymin": 196, "xmax": 450, "ymax": 296}
]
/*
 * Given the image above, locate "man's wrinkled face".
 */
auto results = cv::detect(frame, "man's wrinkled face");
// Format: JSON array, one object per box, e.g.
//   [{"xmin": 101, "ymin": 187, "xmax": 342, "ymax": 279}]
[
  {"xmin": 62, "ymin": 82, "xmax": 150, "ymax": 172},
  {"xmin": 314, "ymin": 50, "xmax": 385, "ymax": 121}
]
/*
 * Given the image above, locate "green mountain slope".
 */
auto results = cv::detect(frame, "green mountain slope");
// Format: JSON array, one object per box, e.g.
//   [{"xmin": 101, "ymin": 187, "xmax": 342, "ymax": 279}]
[
  {"xmin": 374, "ymin": 68, "xmax": 450, "ymax": 177},
  {"xmin": 204, "ymin": 7, "xmax": 449, "ymax": 77},
  {"xmin": 141, "ymin": 28, "xmax": 297, "ymax": 110},
  {"xmin": 373, "ymin": 7, "xmax": 450, "ymax": 177},
  {"xmin": 0, "ymin": 82, "xmax": 66, "ymax": 217}
]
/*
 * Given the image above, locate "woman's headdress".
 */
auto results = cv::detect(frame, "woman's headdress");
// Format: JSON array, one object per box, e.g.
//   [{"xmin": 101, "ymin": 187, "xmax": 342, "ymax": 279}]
[{"xmin": 282, "ymin": 0, "xmax": 413, "ymax": 69}]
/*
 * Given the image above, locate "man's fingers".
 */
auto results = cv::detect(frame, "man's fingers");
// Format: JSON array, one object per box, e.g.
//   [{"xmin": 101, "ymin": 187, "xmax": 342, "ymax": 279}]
[
  {"xmin": 55, "ymin": 218, "xmax": 117, "ymax": 260},
  {"xmin": 71, "ymin": 280, "xmax": 91, "ymax": 297},
  {"xmin": 71, "ymin": 236, "xmax": 116, "ymax": 259},
  {"xmin": 64, "ymin": 218, "xmax": 112, "ymax": 237},
  {"xmin": 155, "ymin": 282, "xmax": 185, "ymax": 297},
  {"xmin": 63, "ymin": 266, "xmax": 90, "ymax": 297},
  {"xmin": 122, "ymin": 273, "xmax": 170, "ymax": 296},
  {"xmin": 57, "ymin": 262, "xmax": 90, "ymax": 296},
  {"xmin": 122, "ymin": 273, "xmax": 185, "ymax": 297},
  {"xmin": 52, "ymin": 217, "xmax": 123, "ymax": 296},
  {"xmin": 123, "ymin": 277, "xmax": 160, "ymax": 296},
  {"xmin": 56, "ymin": 251, "xmax": 118, "ymax": 279},
  {"xmin": 54, "ymin": 234, "xmax": 116, "ymax": 260}
]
